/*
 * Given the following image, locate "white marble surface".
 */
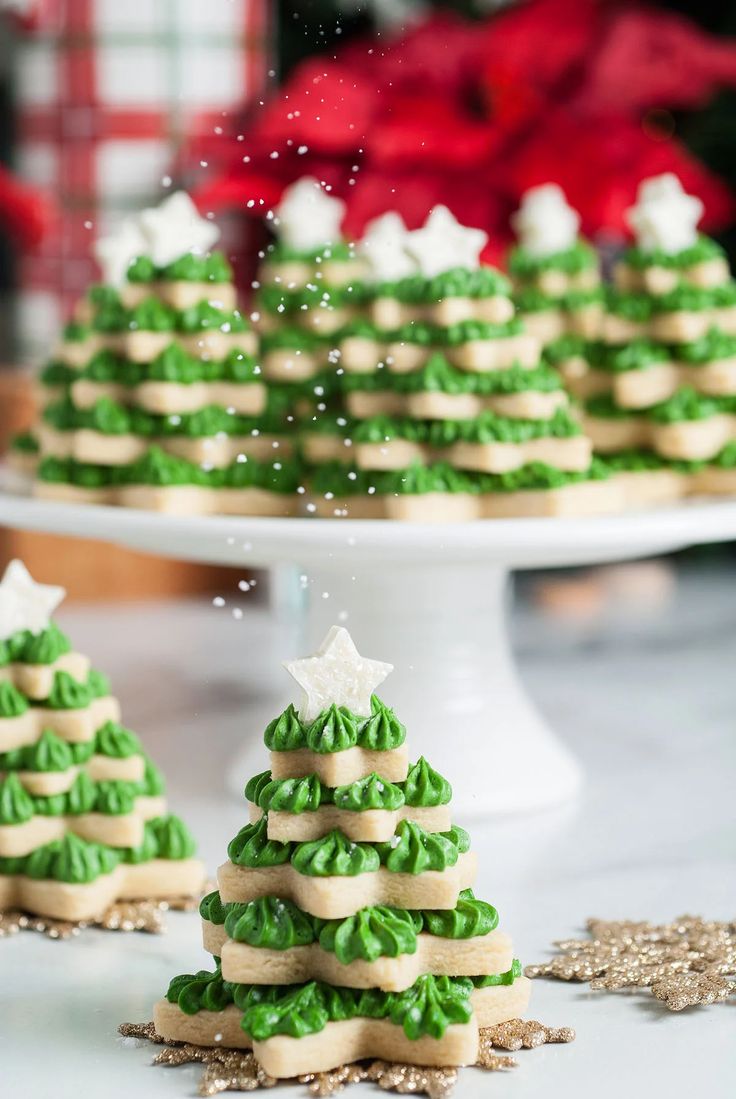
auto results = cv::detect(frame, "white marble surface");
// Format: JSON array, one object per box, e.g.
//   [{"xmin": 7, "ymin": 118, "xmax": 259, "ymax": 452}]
[{"xmin": 2, "ymin": 563, "xmax": 735, "ymax": 1098}]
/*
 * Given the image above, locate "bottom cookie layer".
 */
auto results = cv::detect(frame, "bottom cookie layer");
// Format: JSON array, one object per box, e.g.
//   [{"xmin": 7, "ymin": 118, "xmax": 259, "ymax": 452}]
[
  {"xmin": 0, "ymin": 857, "xmax": 205, "ymax": 921},
  {"xmin": 152, "ymin": 978, "xmax": 532, "ymax": 1076}
]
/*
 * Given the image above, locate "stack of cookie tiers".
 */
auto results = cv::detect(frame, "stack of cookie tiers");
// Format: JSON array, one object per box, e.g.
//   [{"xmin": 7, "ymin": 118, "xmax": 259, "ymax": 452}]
[
  {"xmin": 154, "ymin": 626, "xmax": 530, "ymax": 1078},
  {"xmin": 303, "ymin": 205, "xmax": 615, "ymax": 519},
  {"xmin": 580, "ymin": 174, "xmax": 736, "ymax": 504},
  {"xmin": 32, "ymin": 192, "xmax": 301, "ymax": 516},
  {"xmin": 508, "ymin": 185, "xmax": 604, "ymax": 354},
  {"xmin": 0, "ymin": 561, "xmax": 203, "ymax": 922}
]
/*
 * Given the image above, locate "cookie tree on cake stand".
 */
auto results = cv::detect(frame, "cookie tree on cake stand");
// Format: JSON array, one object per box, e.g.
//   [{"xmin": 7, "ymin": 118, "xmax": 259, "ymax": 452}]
[
  {"xmin": 152, "ymin": 626, "xmax": 530, "ymax": 1078},
  {"xmin": 0, "ymin": 560, "xmax": 204, "ymax": 922}
]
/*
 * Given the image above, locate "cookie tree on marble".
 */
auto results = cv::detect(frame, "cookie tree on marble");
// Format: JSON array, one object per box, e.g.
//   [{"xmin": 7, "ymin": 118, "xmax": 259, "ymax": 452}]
[
  {"xmin": 152, "ymin": 626, "xmax": 531, "ymax": 1080},
  {"xmin": 0, "ymin": 560, "xmax": 204, "ymax": 923}
]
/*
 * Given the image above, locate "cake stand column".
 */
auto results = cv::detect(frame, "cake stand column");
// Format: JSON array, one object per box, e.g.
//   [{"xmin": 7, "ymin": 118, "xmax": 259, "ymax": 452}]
[{"xmin": 301, "ymin": 561, "xmax": 581, "ymax": 817}]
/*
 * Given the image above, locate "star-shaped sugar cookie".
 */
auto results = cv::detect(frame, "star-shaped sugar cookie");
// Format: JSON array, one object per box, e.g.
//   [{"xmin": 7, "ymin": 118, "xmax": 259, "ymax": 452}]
[
  {"xmin": 359, "ymin": 212, "xmax": 417, "ymax": 282},
  {"xmin": 138, "ymin": 191, "xmax": 220, "ymax": 268},
  {"xmin": 273, "ymin": 177, "xmax": 345, "ymax": 253},
  {"xmin": 0, "ymin": 560, "xmax": 66, "ymax": 642},
  {"xmin": 405, "ymin": 205, "xmax": 487, "ymax": 278},
  {"xmin": 284, "ymin": 626, "xmax": 393, "ymax": 722},
  {"xmin": 511, "ymin": 184, "xmax": 580, "ymax": 257},
  {"xmin": 626, "ymin": 174, "xmax": 703, "ymax": 255},
  {"xmin": 93, "ymin": 216, "xmax": 148, "ymax": 287}
]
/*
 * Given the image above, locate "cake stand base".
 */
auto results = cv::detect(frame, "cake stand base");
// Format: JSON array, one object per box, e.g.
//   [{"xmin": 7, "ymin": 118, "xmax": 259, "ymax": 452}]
[{"xmin": 300, "ymin": 561, "xmax": 581, "ymax": 817}]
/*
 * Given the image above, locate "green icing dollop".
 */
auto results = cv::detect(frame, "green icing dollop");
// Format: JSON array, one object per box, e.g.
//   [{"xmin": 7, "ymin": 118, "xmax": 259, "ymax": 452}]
[
  {"xmin": 87, "ymin": 668, "xmax": 111, "ymax": 699},
  {"xmin": 0, "ymin": 681, "xmax": 30, "ymax": 718},
  {"xmin": 148, "ymin": 815, "xmax": 196, "ymax": 859},
  {"xmin": 224, "ymin": 895, "xmax": 316, "ymax": 950},
  {"xmin": 120, "ymin": 821, "xmax": 160, "ymax": 864},
  {"xmin": 291, "ymin": 830, "xmax": 380, "ymax": 877},
  {"xmin": 94, "ymin": 780, "xmax": 137, "ymax": 816},
  {"xmin": 390, "ymin": 974, "xmax": 473, "ymax": 1039},
  {"xmin": 678, "ymin": 327, "xmax": 736, "ymax": 364},
  {"xmin": 305, "ymin": 705, "xmax": 359, "ymax": 754},
  {"xmin": 228, "ymin": 817, "xmax": 292, "ymax": 868},
  {"xmin": 129, "ymin": 297, "xmax": 176, "ymax": 332},
  {"xmin": 199, "ymin": 889, "xmax": 229, "ymax": 925},
  {"xmin": 375, "ymin": 821, "xmax": 459, "ymax": 874},
  {"xmin": 318, "ymin": 905, "xmax": 418, "ymax": 963},
  {"xmin": 65, "ymin": 772, "xmax": 97, "ymax": 815},
  {"xmin": 442, "ymin": 824, "xmax": 470, "ymax": 853},
  {"xmin": 259, "ymin": 774, "xmax": 324, "ymax": 815},
  {"xmin": 46, "ymin": 671, "xmax": 91, "ymax": 710},
  {"xmin": 244, "ymin": 769, "xmax": 273, "ymax": 805},
  {"xmin": 0, "ymin": 854, "xmax": 28, "ymax": 875},
  {"xmin": 25, "ymin": 833, "xmax": 120, "ymax": 883},
  {"xmin": 509, "ymin": 239, "xmax": 597, "ymax": 278},
  {"xmin": 21, "ymin": 729, "xmax": 73, "ymax": 773},
  {"xmin": 402, "ymin": 757, "xmax": 452, "ymax": 807},
  {"xmin": 70, "ymin": 741, "xmax": 94, "ymax": 765},
  {"xmin": 0, "ymin": 773, "xmax": 35, "ymax": 824},
  {"xmin": 94, "ymin": 721, "xmax": 141, "ymax": 758},
  {"xmin": 166, "ymin": 962, "xmax": 234, "ymax": 1015},
  {"xmin": 332, "ymin": 772, "xmax": 404, "ymax": 813},
  {"xmin": 622, "ymin": 234, "xmax": 724, "ymax": 271},
  {"xmin": 423, "ymin": 888, "xmax": 499, "ymax": 938},
  {"xmin": 0, "ymin": 630, "xmax": 32, "ymax": 666},
  {"xmin": 264, "ymin": 704, "xmax": 306, "ymax": 751},
  {"xmin": 358, "ymin": 696, "xmax": 406, "ymax": 750},
  {"xmin": 139, "ymin": 757, "xmax": 166, "ymax": 797},
  {"xmin": 20, "ymin": 623, "xmax": 72, "ymax": 665},
  {"xmin": 473, "ymin": 958, "xmax": 522, "ymax": 987}
]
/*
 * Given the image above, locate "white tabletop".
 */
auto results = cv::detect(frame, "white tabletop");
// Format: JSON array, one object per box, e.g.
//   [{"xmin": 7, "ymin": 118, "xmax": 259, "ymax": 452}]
[{"xmin": 2, "ymin": 563, "xmax": 734, "ymax": 1098}]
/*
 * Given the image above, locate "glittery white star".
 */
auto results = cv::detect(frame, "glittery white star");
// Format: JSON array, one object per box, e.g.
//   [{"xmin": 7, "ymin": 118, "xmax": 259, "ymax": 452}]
[
  {"xmin": 138, "ymin": 191, "xmax": 220, "ymax": 268},
  {"xmin": 511, "ymin": 184, "xmax": 581, "ymax": 258},
  {"xmin": 93, "ymin": 216, "xmax": 148, "ymax": 287},
  {"xmin": 626, "ymin": 174, "xmax": 704, "ymax": 255},
  {"xmin": 358, "ymin": 212, "xmax": 418, "ymax": 282},
  {"xmin": 405, "ymin": 205, "xmax": 488, "ymax": 278},
  {"xmin": 0, "ymin": 560, "xmax": 65, "ymax": 642},
  {"xmin": 284, "ymin": 626, "xmax": 393, "ymax": 722},
  {"xmin": 273, "ymin": 177, "xmax": 346, "ymax": 253}
]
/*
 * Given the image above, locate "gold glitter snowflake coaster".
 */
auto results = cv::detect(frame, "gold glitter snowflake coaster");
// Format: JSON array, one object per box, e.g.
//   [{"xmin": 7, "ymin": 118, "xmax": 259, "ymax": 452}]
[
  {"xmin": 527, "ymin": 914, "xmax": 736, "ymax": 1011},
  {"xmin": 0, "ymin": 893, "xmax": 201, "ymax": 940},
  {"xmin": 119, "ymin": 1018, "xmax": 574, "ymax": 1097}
]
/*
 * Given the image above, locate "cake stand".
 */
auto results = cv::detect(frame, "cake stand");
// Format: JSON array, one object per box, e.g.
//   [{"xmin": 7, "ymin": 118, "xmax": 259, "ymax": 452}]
[{"xmin": 2, "ymin": 473, "xmax": 736, "ymax": 816}]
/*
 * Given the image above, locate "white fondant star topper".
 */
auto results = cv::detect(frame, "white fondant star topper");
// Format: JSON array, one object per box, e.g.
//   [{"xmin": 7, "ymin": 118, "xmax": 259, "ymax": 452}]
[
  {"xmin": 511, "ymin": 183, "xmax": 581, "ymax": 257},
  {"xmin": 626, "ymin": 173, "xmax": 703, "ymax": 255},
  {"xmin": 405, "ymin": 205, "xmax": 488, "ymax": 278},
  {"xmin": 273, "ymin": 177, "xmax": 346, "ymax": 252},
  {"xmin": 138, "ymin": 191, "xmax": 220, "ymax": 268},
  {"xmin": 93, "ymin": 215, "xmax": 148, "ymax": 288},
  {"xmin": 359, "ymin": 212, "xmax": 418, "ymax": 282},
  {"xmin": 284, "ymin": 626, "xmax": 393, "ymax": 722},
  {"xmin": 0, "ymin": 560, "xmax": 65, "ymax": 642}
]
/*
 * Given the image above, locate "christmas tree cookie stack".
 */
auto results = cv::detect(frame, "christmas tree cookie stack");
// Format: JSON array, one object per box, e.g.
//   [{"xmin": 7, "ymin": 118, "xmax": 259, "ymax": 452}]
[
  {"xmin": 154, "ymin": 627, "xmax": 530, "ymax": 1078},
  {"xmin": 582, "ymin": 174, "xmax": 736, "ymax": 502},
  {"xmin": 0, "ymin": 561, "xmax": 204, "ymax": 921},
  {"xmin": 31, "ymin": 192, "xmax": 301, "ymax": 515},
  {"xmin": 304, "ymin": 207, "xmax": 616, "ymax": 519}
]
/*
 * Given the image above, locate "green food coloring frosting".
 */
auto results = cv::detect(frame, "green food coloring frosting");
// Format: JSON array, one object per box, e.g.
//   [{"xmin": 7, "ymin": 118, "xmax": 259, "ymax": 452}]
[
  {"xmin": 20, "ymin": 623, "xmax": 72, "ymax": 665},
  {"xmin": 318, "ymin": 905, "xmax": 418, "ymax": 964},
  {"xmin": 0, "ymin": 773, "xmax": 35, "ymax": 824},
  {"xmin": 0, "ymin": 681, "xmax": 30, "ymax": 718},
  {"xmin": 94, "ymin": 780, "xmax": 137, "ymax": 815},
  {"xmin": 622, "ymin": 234, "xmax": 724, "ymax": 271},
  {"xmin": 10, "ymin": 431, "xmax": 39, "ymax": 454},
  {"xmin": 678, "ymin": 327, "xmax": 736, "ymax": 364},
  {"xmin": 46, "ymin": 671, "xmax": 91, "ymax": 710},
  {"xmin": 442, "ymin": 824, "xmax": 470, "ymax": 853},
  {"xmin": 259, "ymin": 773, "xmax": 324, "ymax": 815},
  {"xmin": 423, "ymin": 887, "xmax": 498, "ymax": 938},
  {"xmin": 291, "ymin": 830, "xmax": 380, "ymax": 877},
  {"xmin": 21, "ymin": 729, "xmax": 73, "ymax": 773},
  {"xmin": 375, "ymin": 821, "xmax": 459, "ymax": 874},
  {"xmin": 0, "ymin": 854, "xmax": 28, "ymax": 875},
  {"xmin": 305, "ymin": 705, "xmax": 359, "ymax": 754},
  {"xmin": 120, "ymin": 821, "xmax": 160, "ymax": 864},
  {"xmin": 402, "ymin": 757, "xmax": 452, "ymax": 807},
  {"xmin": 389, "ymin": 974, "xmax": 473, "ymax": 1040},
  {"xmin": 148, "ymin": 815, "xmax": 197, "ymax": 859},
  {"xmin": 139, "ymin": 757, "xmax": 166, "ymax": 797},
  {"xmin": 332, "ymin": 772, "xmax": 404, "ymax": 813},
  {"xmin": 25, "ymin": 833, "xmax": 120, "ymax": 883},
  {"xmin": 244, "ymin": 769, "xmax": 273, "ymax": 805},
  {"xmin": 228, "ymin": 817, "xmax": 292, "ymax": 868},
  {"xmin": 509, "ymin": 239, "xmax": 597, "ymax": 278},
  {"xmin": 224, "ymin": 895, "xmax": 316, "ymax": 950},
  {"xmin": 86, "ymin": 668, "xmax": 111, "ymax": 699},
  {"xmin": 70, "ymin": 741, "xmax": 95, "ymax": 765},
  {"xmin": 241, "ymin": 980, "xmax": 354, "ymax": 1040},
  {"xmin": 473, "ymin": 958, "xmax": 522, "ymax": 987},
  {"xmin": 359, "ymin": 697, "xmax": 405, "ymax": 750},
  {"xmin": 199, "ymin": 889, "xmax": 230, "ymax": 925},
  {"xmin": 95, "ymin": 721, "xmax": 141, "ymax": 758},
  {"xmin": 65, "ymin": 772, "xmax": 97, "ymax": 815},
  {"xmin": 166, "ymin": 963, "xmax": 234, "ymax": 1015},
  {"xmin": 264, "ymin": 703, "xmax": 306, "ymax": 751}
]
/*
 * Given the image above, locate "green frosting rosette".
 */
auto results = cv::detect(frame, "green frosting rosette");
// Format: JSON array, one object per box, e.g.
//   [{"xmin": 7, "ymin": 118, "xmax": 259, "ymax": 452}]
[
  {"xmin": 375, "ymin": 821, "xmax": 459, "ymax": 874},
  {"xmin": 0, "ymin": 681, "xmax": 30, "ymax": 718},
  {"xmin": 305, "ymin": 705, "xmax": 359, "ymax": 754},
  {"xmin": 291, "ymin": 830, "xmax": 380, "ymax": 877},
  {"xmin": 401, "ymin": 757, "xmax": 452, "ymax": 807},
  {"xmin": 228, "ymin": 817, "xmax": 292, "ymax": 868},
  {"xmin": 224, "ymin": 896, "xmax": 315, "ymax": 950},
  {"xmin": 317, "ymin": 905, "xmax": 419, "ymax": 964},
  {"xmin": 332, "ymin": 772, "xmax": 404, "ymax": 813},
  {"xmin": 0, "ymin": 773, "xmax": 35, "ymax": 825},
  {"xmin": 25, "ymin": 833, "xmax": 120, "ymax": 884}
]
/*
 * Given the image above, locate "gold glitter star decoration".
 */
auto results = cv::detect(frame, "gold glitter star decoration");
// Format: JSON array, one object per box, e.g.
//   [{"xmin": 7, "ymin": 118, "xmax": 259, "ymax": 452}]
[
  {"xmin": 526, "ymin": 914, "xmax": 736, "ymax": 1011},
  {"xmin": 0, "ymin": 893, "xmax": 201, "ymax": 940},
  {"xmin": 118, "ymin": 1018, "xmax": 574, "ymax": 1097}
]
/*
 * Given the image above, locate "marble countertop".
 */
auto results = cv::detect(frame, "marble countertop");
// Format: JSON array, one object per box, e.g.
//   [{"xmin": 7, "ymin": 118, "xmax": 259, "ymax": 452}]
[{"xmin": 2, "ymin": 563, "xmax": 734, "ymax": 1098}]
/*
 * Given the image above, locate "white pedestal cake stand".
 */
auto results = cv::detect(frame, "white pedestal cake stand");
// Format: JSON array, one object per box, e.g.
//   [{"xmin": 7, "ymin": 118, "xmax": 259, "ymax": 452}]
[{"xmin": 2, "ymin": 475, "xmax": 736, "ymax": 815}]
